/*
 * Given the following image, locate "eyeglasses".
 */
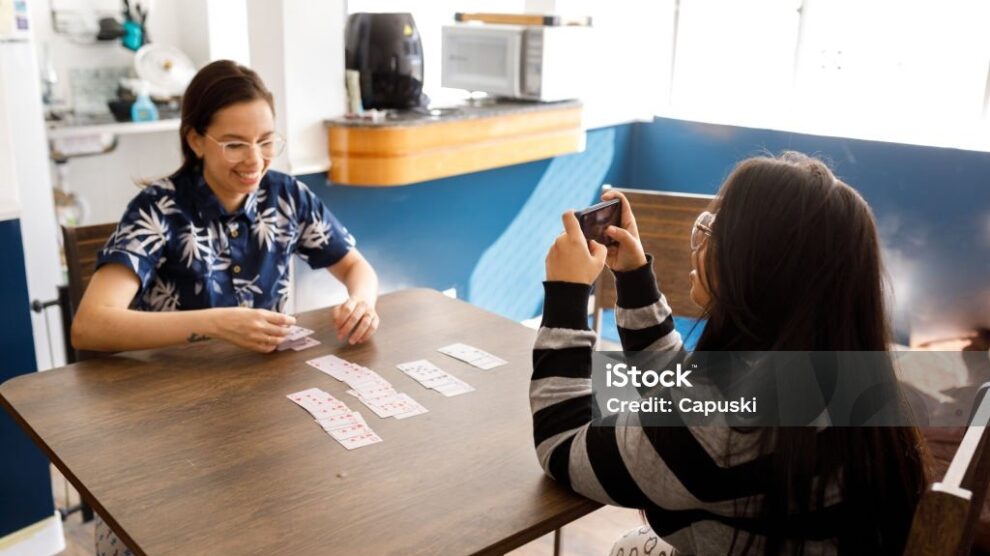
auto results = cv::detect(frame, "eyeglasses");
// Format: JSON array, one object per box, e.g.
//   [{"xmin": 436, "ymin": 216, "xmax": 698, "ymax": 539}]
[
  {"xmin": 205, "ymin": 134, "xmax": 286, "ymax": 163},
  {"xmin": 691, "ymin": 211, "xmax": 715, "ymax": 250}
]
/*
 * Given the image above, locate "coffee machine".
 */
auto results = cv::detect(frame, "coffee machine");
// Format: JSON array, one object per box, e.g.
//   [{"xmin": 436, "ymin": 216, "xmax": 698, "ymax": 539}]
[{"xmin": 345, "ymin": 13, "xmax": 425, "ymax": 110}]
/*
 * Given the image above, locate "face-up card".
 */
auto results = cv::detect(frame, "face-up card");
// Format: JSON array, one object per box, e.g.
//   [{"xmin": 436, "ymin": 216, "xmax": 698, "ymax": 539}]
[
  {"xmin": 433, "ymin": 376, "xmax": 475, "ymax": 397},
  {"xmin": 420, "ymin": 375, "xmax": 456, "ymax": 390},
  {"xmin": 392, "ymin": 393, "xmax": 429, "ymax": 419},
  {"xmin": 284, "ymin": 325, "xmax": 315, "ymax": 342},
  {"xmin": 291, "ymin": 337, "xmax": 321, "ymax": 351},
  {"xmin": 318, "ymin": 411, "xmax": 368, "ymax": 433},
  {"xmin": 326, "ymin": 422, "xmax": 374, "ymax": 441},
  {"xmin": 437, "ymin": 343, "xmax": 507, "ymax": 370},
  {"xmin": 309, "ymin": 356, "xmax": 375, "ymax": 385},
  {"xmin": 287, "ymin": 388, "xmax": 338, "ymax": 413},
  {"xmin": 347, "ymin": 383, "xmax": 398, "ymax": 401},
  {"xmin": 336, "ymin": 431, "xmax": 383, "ymax": 450},
  {"xmin": 277, "ymin": 338, "xmax": 305, "ymax": 351},
  {"xmin": 358, "ymin": 396, "xmax": 412, "ymax": 418},
  {"xmin": 397, "ymin": 360, "xmax": 448, "ymax": 381},
  {"xmin": 288, "ymin": 390, "xmax": 350, "ymax": 419}
]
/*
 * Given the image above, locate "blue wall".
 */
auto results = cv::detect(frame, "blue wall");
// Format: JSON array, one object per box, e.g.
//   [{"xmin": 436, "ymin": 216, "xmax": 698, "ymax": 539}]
[
  {"xmin": 301, "ymin": 125, "xmax": 633, "ymax": 321},
  {"xmin": 628, "ymin": 117, "xmax": 990, "ymax": 341},
  {"xmin": 0, "ymin": 219, "xmax": 54, "ymax": 536},
  {"xmin": 303, "ymin": 117, "xmax": 988, "ymax": 342}
]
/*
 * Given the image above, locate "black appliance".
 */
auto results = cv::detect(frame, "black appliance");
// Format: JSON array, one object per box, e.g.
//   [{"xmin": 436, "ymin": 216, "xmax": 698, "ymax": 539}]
[{"xmin": 345, "ymin": 13, "xmax": 425, "ymax": 110}]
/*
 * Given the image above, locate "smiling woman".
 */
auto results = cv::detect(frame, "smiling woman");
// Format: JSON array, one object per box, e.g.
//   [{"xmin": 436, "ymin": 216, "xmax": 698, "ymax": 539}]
[
  {"xmin": 70, "ymin": 57, "xmax": 383, "ymax": 556},
  {"xmin": 72, "ymin": 60, "xmax": 380, "ymax": 353}
]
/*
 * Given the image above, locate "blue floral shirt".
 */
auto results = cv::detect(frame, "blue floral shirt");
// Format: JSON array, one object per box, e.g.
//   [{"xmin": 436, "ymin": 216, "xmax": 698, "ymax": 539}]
[{"xmin": 97, "ymin": 169, "xmax": 355, "ymax": 312}]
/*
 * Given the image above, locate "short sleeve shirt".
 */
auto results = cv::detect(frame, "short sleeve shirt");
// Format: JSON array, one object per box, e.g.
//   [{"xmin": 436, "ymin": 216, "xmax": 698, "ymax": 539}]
[{"xmin": 96, "ymin": 169, "xmax": 355, "ymax": 312}]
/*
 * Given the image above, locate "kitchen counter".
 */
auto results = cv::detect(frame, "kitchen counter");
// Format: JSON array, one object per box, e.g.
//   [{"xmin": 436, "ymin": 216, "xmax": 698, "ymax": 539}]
[
  {"xmin": 324, "ymin": 99, "xmax": 584, "ymax": 186},
  {"xmin": 325, "ymin": 98, "xmax": 581, "ymax": 128}
]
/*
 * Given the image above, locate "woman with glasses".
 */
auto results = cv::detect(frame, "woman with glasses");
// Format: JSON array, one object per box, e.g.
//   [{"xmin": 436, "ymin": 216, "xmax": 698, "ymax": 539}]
[
  {"xmin": 534, "ymin": 152, "xmax": 927, "ymax": 554},
  {"xmin": 73, "ymin": 59, "xmax": 380, "ymax": 355},
  {"xmin": 74, "ymin": 58, "xmax": 381, "ymax": 556}
]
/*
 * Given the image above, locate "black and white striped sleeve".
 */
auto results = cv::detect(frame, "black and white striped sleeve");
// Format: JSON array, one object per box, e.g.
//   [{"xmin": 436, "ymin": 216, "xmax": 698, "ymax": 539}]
[
  {"xmin": 531, "ymin": 280, "xmax": 754, "ymax": 516},
  {"xmin": 613, "ymin": 256, "xmax": 683, "ymax": 352},
  {"xmin": 532, "ymin": 280, "xmax": 654, "ymax": 507}
]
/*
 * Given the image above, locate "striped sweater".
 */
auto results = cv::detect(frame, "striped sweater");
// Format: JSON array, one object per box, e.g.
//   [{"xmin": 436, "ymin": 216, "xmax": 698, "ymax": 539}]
[{"xmin": 531, "ymin": 259, "xmax": 840, "ymax": 555}]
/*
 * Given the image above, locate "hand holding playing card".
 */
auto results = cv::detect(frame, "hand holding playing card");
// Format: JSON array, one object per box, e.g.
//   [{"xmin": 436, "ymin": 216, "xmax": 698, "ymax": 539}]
[
  {"xmin": 210, "ymin": 308, "xmax": 296, "ymax": 353},
  {"xmin": 333, "ymin": 297, "xmax": 379, "ymax": 345}
]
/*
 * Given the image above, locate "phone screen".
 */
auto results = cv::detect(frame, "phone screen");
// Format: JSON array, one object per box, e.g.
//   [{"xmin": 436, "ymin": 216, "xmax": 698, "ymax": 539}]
[{"xmin": 576, "ymin": 199, "xmax": 621, "ymax": 246}]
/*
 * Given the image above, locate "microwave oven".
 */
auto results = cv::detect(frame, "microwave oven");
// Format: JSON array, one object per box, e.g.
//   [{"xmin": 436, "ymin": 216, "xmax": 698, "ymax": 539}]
[{"xmin": 441, "ymin": 24, "xmax": 588, "ymax": 102}]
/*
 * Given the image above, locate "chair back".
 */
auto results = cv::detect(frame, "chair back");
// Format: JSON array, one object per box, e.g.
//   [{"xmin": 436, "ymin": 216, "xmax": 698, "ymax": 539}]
[
  {"xmin": 593, "ymin": 188, "xmax": 714, "ymax": 332},
  {"xmin": 904, "ymin": 383, "xmax": 990, "ymax": 555},
  {"xmin": 61, "ymin": 222, "xmax": 118, "ymax": 362}
]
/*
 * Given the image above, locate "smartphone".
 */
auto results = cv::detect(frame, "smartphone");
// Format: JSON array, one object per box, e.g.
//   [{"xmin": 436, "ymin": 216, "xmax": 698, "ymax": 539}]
[{"xmin": 575, "ymin": 198, "xmax": 622, "ymax": 247}]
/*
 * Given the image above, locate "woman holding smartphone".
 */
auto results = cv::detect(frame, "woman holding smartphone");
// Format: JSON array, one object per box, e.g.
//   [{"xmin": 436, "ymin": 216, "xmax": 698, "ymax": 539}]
[{"xmin": 533, "ymin": 152, "xmax": 928, "ymax": 554}]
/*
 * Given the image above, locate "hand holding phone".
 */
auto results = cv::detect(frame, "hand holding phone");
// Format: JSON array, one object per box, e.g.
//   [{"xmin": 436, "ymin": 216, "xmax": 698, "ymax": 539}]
[{"xmin": 575, "ymin": 199, "xmax": 622, "ymax": 247}]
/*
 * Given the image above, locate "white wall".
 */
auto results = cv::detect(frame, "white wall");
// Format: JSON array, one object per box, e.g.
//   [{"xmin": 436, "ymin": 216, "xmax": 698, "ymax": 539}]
[
  {"xmin": 0, "ymin": 61, "xmax": 21, "ymax": 221},
  {"xmin": 246, "ymin": 0, "xmax": 346, "ymax": 176}
]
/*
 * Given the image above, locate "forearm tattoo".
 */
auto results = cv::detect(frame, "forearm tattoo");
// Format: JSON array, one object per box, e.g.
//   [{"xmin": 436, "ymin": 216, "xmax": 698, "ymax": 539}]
[{"xmin": 187, "ymin": 333, "xmax": 211, "ymax": 343}]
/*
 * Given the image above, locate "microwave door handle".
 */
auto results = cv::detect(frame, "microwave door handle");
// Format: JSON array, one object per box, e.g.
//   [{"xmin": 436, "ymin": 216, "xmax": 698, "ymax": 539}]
[{"xmin": 509, "ymin": 32, "xmax": 523, "ymax": 97}]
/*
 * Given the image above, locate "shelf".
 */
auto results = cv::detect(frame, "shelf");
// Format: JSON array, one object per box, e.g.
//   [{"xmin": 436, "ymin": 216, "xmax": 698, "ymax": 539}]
[
  {"xmin": 46, "ymin": 119, "xmax": 180, "ymax": 140},
  {"xmin": 325, "ymin": 100, "xmax": 584, "ymax": 186}
]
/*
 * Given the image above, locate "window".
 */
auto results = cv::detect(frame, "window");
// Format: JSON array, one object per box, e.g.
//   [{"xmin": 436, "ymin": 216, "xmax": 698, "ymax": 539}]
[{"xmin": 659, "ymin": 0, "xmax": 990, "ymax": 151}]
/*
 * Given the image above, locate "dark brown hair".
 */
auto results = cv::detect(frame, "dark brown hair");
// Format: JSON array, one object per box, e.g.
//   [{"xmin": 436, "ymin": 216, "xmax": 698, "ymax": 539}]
[
  {"xmin": 695, "ymin": 152, "xmax": 928, "ymax": 554},
  {"xmin": 174, "ymin": 60, "xmax": 274, "ymax": 177}
]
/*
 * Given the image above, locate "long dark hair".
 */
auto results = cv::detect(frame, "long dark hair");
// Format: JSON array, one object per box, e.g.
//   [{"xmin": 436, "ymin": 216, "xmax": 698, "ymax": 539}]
[
  {"xmin": 694, "ymin": 152, "xmax": 928, "ymax": 553},
  {"xmin": 174, "ymin": 60, "xmax": 274, "ymax": 177}
]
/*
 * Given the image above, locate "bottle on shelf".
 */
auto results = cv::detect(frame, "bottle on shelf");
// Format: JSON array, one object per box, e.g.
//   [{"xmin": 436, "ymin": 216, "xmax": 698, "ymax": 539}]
[{"xmin": 130, "ymin": 83, "xmax": 158, "ymax": 122}]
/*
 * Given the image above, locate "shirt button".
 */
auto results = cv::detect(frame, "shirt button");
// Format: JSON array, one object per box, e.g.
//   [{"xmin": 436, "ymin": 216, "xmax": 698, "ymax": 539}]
[{"xmin": 233, "ymin": 265, "xmax": 242, "ymax": 274}]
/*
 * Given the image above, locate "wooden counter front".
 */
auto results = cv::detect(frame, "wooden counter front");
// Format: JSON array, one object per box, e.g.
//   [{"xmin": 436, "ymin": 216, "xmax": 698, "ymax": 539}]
[{"xmin": 326, "ymin": 101, "xmax": 584, "ymax": 186}]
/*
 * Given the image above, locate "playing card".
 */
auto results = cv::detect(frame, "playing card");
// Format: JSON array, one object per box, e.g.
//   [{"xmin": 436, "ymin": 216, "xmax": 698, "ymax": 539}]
[
  {"xmin": 307, "ymin": 356, "xmax": 379, "ymax": 387},
  {"xmin": 318, "ymin": 411, "xmax": 369, "ymax": 433},
  {"xmin": 355, "ymin": 395, "xmax": 412, "ymax": 418},
  {"xmin": 397, "ymin": 359, "xmax": 448, "ymax": 381},
  {"xmin": 284, "ymin": 325, "xmax": 315, "ymax": 342},
  {"xmin": 291, "ymin": 337, "xmax": 321, "ymax": 351},
  {"xmin": 433, "ymin": 376, "xmax": 475, "ymax": 397},
  {"xmin": 336, "ymin": 431, "xmax": 383, "ymax": 450},
  {"xmin": 346, "ymin": 383, "xmax": 398, "ymax": 401},
  {"xmin": 305, "ymin": 354, "xmax": 356, "ymax": 377},
  {"xmin": 392, "ymin": 393, "xmax": 429, "ymax": 419},
  {"xmin": 287, "ymin": 388, "xmax": 350, "ymax": 417},
  {"xmin": 277, "ymin": 338, "xmax": 305, "ymax": 351},
  {"xmin": 437, "ymin": 343, "xmax": 507, "ymax": 370},
  {"xmin": 418, "ymin": 374, "xmax": 457, "ymax": 389}
]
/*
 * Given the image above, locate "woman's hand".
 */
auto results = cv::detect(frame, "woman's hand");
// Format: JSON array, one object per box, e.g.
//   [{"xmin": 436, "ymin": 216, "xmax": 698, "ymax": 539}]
[
  {"xmin": 209, "ymin": 308, "xmax": 296, "ymax": 353},
  {"xmin": 546, "ymin": 210, "xmax": 607, "ymax": 284},
  {"xmin": 333, "ymin": 297, "xmax": 379, "ymax": 345},
  {"xmin": 601, "ymin": 189, "xmax": 648, "ymax": 272}
]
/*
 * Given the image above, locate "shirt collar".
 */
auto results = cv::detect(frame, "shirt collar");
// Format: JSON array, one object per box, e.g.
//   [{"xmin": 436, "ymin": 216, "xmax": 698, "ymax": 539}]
[{"xmin": 184, "ymin": 172, "xmax": 259, "ymax": 223}]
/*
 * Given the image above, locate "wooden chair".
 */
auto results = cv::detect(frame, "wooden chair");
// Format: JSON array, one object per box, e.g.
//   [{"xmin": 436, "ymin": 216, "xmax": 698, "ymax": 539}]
[
  {"xmin": 905, "ymin": 383, "xmax": 990, "ymax": 555},
  {"xmin": 61, "ymin": 222, "xmax": 118, "ymax": 362},
  {"xmin": 592, "ymin": 188, "xmax": 715, "ymax": 334}
]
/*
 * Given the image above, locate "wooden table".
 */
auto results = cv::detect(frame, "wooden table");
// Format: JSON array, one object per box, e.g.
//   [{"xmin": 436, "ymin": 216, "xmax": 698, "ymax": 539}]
[{"xmin": 1, "ymin": 289, "xmax": 600, "ymax": 555}]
